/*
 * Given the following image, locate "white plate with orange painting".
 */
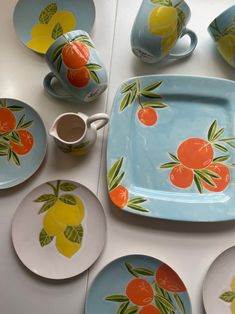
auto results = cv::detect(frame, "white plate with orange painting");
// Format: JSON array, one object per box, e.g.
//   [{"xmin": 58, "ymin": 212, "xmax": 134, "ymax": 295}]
[
  {"xmin": 203, "ymin": 246, "xmax": 235, "ymax": 314},
  {"xmin": 107, "ymin": 75, "xmax": 235, "ymax": 222},
  {"xmin": 12, "ymin": 180, "xmax": 106, "ymax": 279},
  {"xmin": 85, "ymin": 254, "xmax": 191, "ymax": 314},
  {"xmin": 0, "ymin": 98, "xmax": 47, "ymax": 189}
]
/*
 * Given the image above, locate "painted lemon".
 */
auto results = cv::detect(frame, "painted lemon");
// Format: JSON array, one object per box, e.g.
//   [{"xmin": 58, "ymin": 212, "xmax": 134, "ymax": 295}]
[
  {"xmin": 56, "ymin": 232, "xmax": 81, "ymax": 258},
  {"xmin": 43, "ymin": 197, "xmax": 84, "ymax": 236},
  {"xmin": 217, "ymin": 34, "xmax": 235, "ymax": 66},
  {"xmin": 162, "ymin": 30, "xmax": 177, "ymax": 55},
  {"xmin": 43, "ymin": 209, "xmax": 66, "ymax": 236},
  {"xmin": 27, "ymin": 11, "xmax": 76, "ymax": 53},
  {"xmin": 232, "ymin": 299, "xmax": 235, "ymax": 314},
  {"xmin": 149, "ymin": 6, "xmax": 177, "ymax": 38},
  {"xmin": 231, "ymin": 276, "xmax": 235, "ymax": 291}
]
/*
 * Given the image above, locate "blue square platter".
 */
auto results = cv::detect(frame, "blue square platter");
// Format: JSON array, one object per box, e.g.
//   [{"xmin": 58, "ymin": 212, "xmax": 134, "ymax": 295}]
[{"xmin": 107, "ymin": 75, "xmax": 235, "ymax": 222}]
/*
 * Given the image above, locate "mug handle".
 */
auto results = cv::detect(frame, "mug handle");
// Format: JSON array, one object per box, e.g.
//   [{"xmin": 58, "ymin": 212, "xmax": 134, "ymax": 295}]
[
  {"xmin": 87, "ymin": 113, "xmax": 109, "ymax": 130},
  {"xmin": 168, "ymin": 28, "xmax": 198, "ymax": 59},
  {"xmin": 43, "ymin": 72, "xmax": 71, "ymax": 99}
]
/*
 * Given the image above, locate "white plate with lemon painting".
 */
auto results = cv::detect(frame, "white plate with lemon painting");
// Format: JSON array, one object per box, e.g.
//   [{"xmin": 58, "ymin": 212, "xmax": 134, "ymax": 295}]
[
  {"xmin": 203, "ymin": 246, "xmax": 235, "ymax": 314},
  {"xmin": 13, "ymin": 0, "xmax": 95, "ymax": 54},
  {"xmin": 12, "ymin": 180, "xmax": 106, "ymax": 279}
]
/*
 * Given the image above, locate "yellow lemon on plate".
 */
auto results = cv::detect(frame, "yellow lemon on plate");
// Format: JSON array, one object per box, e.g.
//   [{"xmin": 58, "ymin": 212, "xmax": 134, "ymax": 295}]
[
  {"xmin": 217, "ymin": 34, "xmax": 235, "ymax": 66},
  {"xmin": 232, "ymin": 299, "xmax": 235, "ymax": 314},
  {"xmin": 231, "ymin": 276, "xmax": 235, "ymax": 291},
  {"xmin": 43, "ymin": 197, "xmax": 84, "ymax": 236},
  {"xmin": 53, "ymin": 197, "xmax": 84, "ymax": 226},
  {"xmin": 43, "ymin": 209, "xmax": 65, "ymax": 236},
  {"xmin": 27, "ymin": 11, "xmax": 76, "ymax": 54},
  {"xmin": 149, "ymin": 6, "xmax": 177, "ymax": 38},
  {"xmin": 162, "ymin": 30, "xmax": 177, "ymax": 55},
  {"xmin": 56, "ymin": 232, "xmax": 81, "ymax": 258}
]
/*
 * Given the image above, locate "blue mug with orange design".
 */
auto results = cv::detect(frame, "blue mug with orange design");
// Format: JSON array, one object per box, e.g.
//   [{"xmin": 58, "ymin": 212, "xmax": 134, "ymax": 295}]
[
  {"xmin": 44, "ymin": 30, "xmax": 108, "ymax": 102},
  {"xmin": 131, "ymin": 0, "xmax": 197, "ymax": 63}
]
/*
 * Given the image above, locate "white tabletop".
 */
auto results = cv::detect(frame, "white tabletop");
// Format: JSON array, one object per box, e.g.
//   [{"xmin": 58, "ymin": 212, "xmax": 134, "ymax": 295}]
[{"xmin": 1, "ymin": 0, "xmax": 235, "ymax": 313}]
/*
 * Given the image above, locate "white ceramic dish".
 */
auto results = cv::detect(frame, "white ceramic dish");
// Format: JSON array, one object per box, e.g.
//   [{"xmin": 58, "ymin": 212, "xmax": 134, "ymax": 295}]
[{"xmin": 12, "ymin": 180, "xmax": 106, "ymax": 279}]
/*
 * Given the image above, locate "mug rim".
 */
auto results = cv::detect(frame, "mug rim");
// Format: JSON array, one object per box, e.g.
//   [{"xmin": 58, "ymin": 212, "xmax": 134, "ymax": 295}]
[
  {"xmin": 208, "ymin": 4, "xmax": 235, "ymax": 31},
  {"xmin": 45, "ymin": 29, "xmax": 89, "ymax": 56}
]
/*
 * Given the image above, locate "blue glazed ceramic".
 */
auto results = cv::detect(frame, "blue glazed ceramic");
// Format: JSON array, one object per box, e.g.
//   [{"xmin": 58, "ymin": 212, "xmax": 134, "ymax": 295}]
[
  {"xmin": 131, "ymin": 0, "xmax": 197, "ymax": 63},
  {"xmin": 0, "ymin": 98, "xmax": 47, "ymax": 189},
  {"xmin": 107, "ymin": 75, "xmax": 235, "ymax": 222},
  {"xmin": 208, "ymin": 5, "xmax": 235, "ymax": 68},
  {"xmin": 85, "ymin": 255, "xmax": 192, "ymax": 314},
  {"xmin": 44, "ymin": 30, "xmax": 108, "ymax": 103},
  {"xmin": 13, "ymin": 0, "xmax": 96, "ymax": 54}
]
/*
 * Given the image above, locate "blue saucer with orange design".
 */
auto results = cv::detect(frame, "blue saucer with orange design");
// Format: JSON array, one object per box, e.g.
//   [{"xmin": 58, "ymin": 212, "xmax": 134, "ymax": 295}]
[{"xmin": 0, "ymin": 98, "xmax": 47, "ymax": 189}]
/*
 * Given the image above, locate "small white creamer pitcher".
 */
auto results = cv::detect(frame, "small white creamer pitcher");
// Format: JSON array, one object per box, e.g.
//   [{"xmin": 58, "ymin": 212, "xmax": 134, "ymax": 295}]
[{"xmin": 49, "ymin": 112, "xmax": 109, "ymax": 155}]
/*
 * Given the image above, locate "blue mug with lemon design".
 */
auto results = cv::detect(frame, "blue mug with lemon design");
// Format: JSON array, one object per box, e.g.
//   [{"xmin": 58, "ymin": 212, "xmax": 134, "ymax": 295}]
[
  {"xmin": 208, "ymin": 5, "xmax": 235, "ymax": 68},
  {"xmin": 131, "ymin": 0, "xmax": 197, "ymax": 63}
]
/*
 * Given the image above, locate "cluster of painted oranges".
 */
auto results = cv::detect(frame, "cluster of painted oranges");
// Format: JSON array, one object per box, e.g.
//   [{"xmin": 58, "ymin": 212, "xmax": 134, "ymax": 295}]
[
  {"xmin": 0, "ymin": 106, "xmax": 34, "ymax": 162},
  {"xmin": 162, "ymin": 136, "xmax": 231, "ymax": 192},
  {"xmin": 62, "ymin": 41, "xmax": 91, "ymax": 88},
  {"xmin": 106, "ymin": 263, "xmax": 186, "ymax": 314}
]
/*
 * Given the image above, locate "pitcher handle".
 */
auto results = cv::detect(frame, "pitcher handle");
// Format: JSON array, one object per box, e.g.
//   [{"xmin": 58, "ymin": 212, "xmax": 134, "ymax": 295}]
[
  {"xmin": 87, "ymin": 113, "xmax": 109, "ymax": 130},
  {"xmin": 168, "ymin": 28, "xmax": 198, "ymax": 59},
  {"xmin": 43, "ymin": 72, "xmax": 71, "ymax": 99}
]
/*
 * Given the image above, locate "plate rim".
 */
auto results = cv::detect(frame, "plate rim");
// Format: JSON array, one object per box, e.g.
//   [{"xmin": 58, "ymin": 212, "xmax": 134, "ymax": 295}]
[
  {"xmin": 0, "ymin": 97, "xmax": 47, "ymax": 190},
  {"xmin": 11, "ymin": 179, "xmax": 107, "ymax": 279}
]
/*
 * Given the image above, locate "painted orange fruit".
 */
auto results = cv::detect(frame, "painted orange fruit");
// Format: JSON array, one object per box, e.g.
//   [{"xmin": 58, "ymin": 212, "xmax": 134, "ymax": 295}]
[
  {"xmin": 170, "ymin": 165, "xmax": 194, "ymax": 188},
  {"xmin": 155, "ymin": 264, "xmax": 186, "ymax": 292},
  {"xmin": 139, "ymin": 304, "xmax": 161, "ymax": 314},
  {"xmin": 177, "ymin": 138, "xmax": 214, "ymax": 169},
  {"xmin": 109, "ymin": 185, "xmax": 128, "ymax": 208},
  {"xmin": 202, "ymin": 162, "xmax": 230, "ymax": 192},
  {"xmin": 67, "ymin": 67, "xmax": 90, "ymax": 88},
  {"xmin": 10, "ymin": 129, "xmax": 34, "ymax": 155},
  {"xmin": 137, "ymin": 107, "xmax": 158, "ymax": 126},
  {"xmin": 126, "ymin": 278, "xmax": 154, "ymax": 306},
  {"xmin": 62, "ymin": 41, "xmax": 90, "ymax": 69},
  {"xmin": 0, "ymin": 107, "xmax": 16, "ymax": 134}
]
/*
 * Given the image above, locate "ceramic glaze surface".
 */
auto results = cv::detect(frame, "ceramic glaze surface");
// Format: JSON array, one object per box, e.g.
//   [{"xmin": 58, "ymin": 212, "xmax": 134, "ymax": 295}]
[
  {"xmin": 11, "ymin": 180, "xmax": 106, "ymax": 279},
  {"xmin": 107, "ymin": 75, "xmax": 235, "ymax": 222},
  {"xmin": 131, "ymin": 0, "xmax": 197, "ymax": 63},
  {"xmin": 0, "ymin": 98, "xmax": 47, "ymax": 189},
  {"xmin": 44, "ymin": 30, "xmax": 108, "ymax": 102},
  {"xmin": 208, "ymin": 5, "xmax": 235, "ymax": 68},
  {"xmin": 13, "ymin": 0, "xmax": 96, "ymax": 54},
  {"xmin": 86, "ymin": 255, "xmax": 191, "ymax": 314}
]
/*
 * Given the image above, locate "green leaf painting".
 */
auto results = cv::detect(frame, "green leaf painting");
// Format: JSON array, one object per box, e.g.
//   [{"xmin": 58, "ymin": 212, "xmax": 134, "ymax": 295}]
[
  {"xmin": 108, "ymin": 158, "xmax": 149, "ymax": 212},
  {"xmin": 118, "ymin": 79, "xmax": 168, "ymax": 127},
  {"xmin": 52, "ymin": 23, "xmax": 63, "ymax": 40},
  {"xmin": 39, "ymin": 3, "xmax": 57, "ymax": 24}
]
